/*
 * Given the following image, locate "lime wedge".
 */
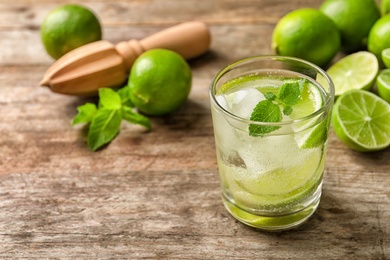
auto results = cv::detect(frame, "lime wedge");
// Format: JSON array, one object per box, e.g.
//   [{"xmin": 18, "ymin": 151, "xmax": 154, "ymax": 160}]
[
  {"xmin": 332, "ymin": 90, "xmax": 390, "ymax": 152},
  {"xmin": 381, "ymin": 48, "xmax": 390, "ymax": 68},
  {"xmin": 376, "ymin": 69, "xmax": 390, "ymax": 103},
  {"xmin": 324, "ymin": 51, "xmax": 379, "ymax": 96}
]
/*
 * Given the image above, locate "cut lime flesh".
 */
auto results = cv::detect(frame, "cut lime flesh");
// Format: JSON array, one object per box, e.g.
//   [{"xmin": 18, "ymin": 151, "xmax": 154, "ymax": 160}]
[
  {"xmin": 332, "ymin": 90, "xmax": 390, "ymax": 152},
  {"xmin": 324, "ymin": 52, "xmax": 379, "ymax": 96}
]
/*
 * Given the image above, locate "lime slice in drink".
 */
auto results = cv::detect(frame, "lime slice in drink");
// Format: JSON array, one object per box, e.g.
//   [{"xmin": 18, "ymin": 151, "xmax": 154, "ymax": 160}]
[
  {"xmin": 289, "ymin": 79, "xmax": 323, "ymax": 119},
  {"xmin": 289, "ymin": 80, "xmax": 327, "ymax": 148},
  {"xmin": 332, "ymin": 90, "xmax": 390, "ymax": 152},
  {"xmin": 294, "ymin": 120, "xmax": 328, "ymax": 148},
  {"xmin": 376, "ymin": 69, "xmax": 390, "ymax": 103},
  {"xmin": 234, "ymin": 148, "xmax": 322, "ymax": 197},
  {"xmin": 323, "ymin": 51, "xmax": 379, "ymax": 96},
  {"xmin": 381, "ymin": 48, "xmax": 390, "ymax": 69}
]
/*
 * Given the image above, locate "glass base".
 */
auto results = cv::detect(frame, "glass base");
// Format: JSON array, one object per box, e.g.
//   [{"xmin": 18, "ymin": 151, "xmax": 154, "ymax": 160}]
[{"xmin": 222, "ymin": 192, "xmax": 321, "ymax": 232}]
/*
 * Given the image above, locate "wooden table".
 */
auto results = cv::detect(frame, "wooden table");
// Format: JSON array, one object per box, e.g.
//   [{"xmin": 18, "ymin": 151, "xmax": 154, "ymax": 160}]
[{"xmin": 1, "ymin": 0, "xmax": 389, "ymax": 259}]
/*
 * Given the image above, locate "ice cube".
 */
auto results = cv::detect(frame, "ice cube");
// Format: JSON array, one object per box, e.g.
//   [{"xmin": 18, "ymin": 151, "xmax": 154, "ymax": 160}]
[
  {"xmin": 225, "ymin": 88, "xmax": 265, "ymax": 119},
  {"xmin": 215, "ymin": 95, "xmax": 230, "ymax": 111},
  {"xmin": 237, "ymin": 134, "xmax": 299, "ymax": 175},
  {"xmin": 211, "ymin": 99, "xmax": 238, "ymax": 155}
]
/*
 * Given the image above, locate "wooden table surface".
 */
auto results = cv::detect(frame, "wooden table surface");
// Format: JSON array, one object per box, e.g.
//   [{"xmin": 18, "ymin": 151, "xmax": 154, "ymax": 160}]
[{"xmin": 0, "ymin": 0, "xmax": 389, "ymax": 259}]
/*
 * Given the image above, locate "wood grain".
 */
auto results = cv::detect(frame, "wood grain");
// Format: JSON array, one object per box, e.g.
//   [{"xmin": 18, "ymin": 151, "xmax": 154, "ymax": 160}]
[{"xmin": 0, "ymin": 0, "xmax": 389, "ymax": 259}]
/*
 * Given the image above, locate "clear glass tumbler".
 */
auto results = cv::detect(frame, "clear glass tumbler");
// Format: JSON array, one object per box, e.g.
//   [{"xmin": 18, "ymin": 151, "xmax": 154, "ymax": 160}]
[{"xmin": 209, "ymin": 56, "xmax": 334, "ymax": 231}]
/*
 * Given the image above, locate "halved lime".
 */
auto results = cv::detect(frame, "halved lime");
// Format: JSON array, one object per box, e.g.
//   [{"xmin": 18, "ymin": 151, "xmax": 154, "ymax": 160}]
[
  {"xmin": 381, "ymin": 48, "xmax": 390, "ymax": 69},
  {"xmin": 324, "ymin": 52, "xmax": 379, "ymax": 96},
  {"xmin": 332, "ymin": 90, "xmax": 390, "ymax": 152},
  {"xmin": 376, "ymin": 69, "xmax": 390, "ymax": 103}
]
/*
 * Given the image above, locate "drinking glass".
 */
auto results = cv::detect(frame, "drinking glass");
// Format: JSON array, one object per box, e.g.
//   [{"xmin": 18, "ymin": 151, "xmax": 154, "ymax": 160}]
[{"xmin": 209, "ymin": 56, "xmax": 334, "ymax": 231}]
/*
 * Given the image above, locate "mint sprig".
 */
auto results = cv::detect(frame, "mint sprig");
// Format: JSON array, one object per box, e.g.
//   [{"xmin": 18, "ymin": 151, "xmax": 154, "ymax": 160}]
[
  {"xmin": 72, "ymin": 86, "xmax": 151, "ymax": 151},
  {"xmin": 249, "ymin": 79, "xmax": 305, "ymax": 136},
  {"xmin": 249, "ymin": 100, "xmax": 282, "ymax": 135}
]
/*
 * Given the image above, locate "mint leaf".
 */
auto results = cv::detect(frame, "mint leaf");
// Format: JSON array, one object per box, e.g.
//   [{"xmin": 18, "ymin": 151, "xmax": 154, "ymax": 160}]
[
  {"xmin": 117, "ymin": 86, "xmax": 134, "ymax": 108},
  {"xmin": 277, "ymin": 81, "xmax": 302, "ymax": 106},
  {"xmin": 72, "ymin": 103, "xmax": 97, "ymax": 125},
  {"xmin": 98, "ymin": 88, "xmax": 122, "ymax": 110},
  {"xmin": 122, "ymin": 106, "xmax": 152, "ymax": 129},
  {"xmin": 283, "ymin": 106, "xmax": 293, "ymax": 116},
  {"xmin": 264, "ymin": 92, "xmax": 277, "ymax": 101},
  {"xmin": 87, "ymin": 109, "xmax": 122, "ymax": 151},
  {"xmin": 249, "ymin": 100, "xmax": 282, "ymax": 136}
]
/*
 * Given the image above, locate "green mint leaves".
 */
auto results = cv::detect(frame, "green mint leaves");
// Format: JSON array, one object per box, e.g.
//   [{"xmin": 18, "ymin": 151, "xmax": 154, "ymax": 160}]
[
  {"xmin": 72, "ymin": 87, "xmax": 151, "ymax": 151},
  {"xmin": 249, "ymin": 100, "xmax": 282, "ymax": 135},
  {"xmin": 249, "ymin": 79, "xmax": 305, "ymax": 136}
]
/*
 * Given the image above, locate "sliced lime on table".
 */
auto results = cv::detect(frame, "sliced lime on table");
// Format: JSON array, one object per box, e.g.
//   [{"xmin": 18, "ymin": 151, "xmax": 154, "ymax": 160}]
[
  {"xmin": 332, "ymin": 90, "xmax": 390, "ymax": 152},
  {"xmin": 376, "ymin": 69, "xmax": 390, "ymax": 103},
  {"xmin": 381, "ymin": 48, "xmax": 390, "ymax": 68},
  {"xmin": 324, "ymin": 51, "xmax": 379, "ymax": 96}
]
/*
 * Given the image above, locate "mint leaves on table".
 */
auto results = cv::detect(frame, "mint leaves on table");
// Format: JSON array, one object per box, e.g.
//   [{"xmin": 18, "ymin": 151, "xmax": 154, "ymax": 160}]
[
  {"xmin": 249, "ymin": 79, "xmax": 305, "ymax": 136},
  {"xmin": 72, "ymin": 87, "xmax": 151, "ymax": 151}
]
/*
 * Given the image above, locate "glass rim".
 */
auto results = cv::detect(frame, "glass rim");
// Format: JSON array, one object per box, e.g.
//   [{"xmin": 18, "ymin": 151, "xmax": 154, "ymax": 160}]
[{"xmin": 209, "ymin": 55, "xmax": 335, "ymax": 126}]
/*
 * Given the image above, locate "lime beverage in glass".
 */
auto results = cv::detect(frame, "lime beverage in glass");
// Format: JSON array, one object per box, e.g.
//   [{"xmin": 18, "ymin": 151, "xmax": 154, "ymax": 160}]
[{"xmin": 209, "ymin": 56, "xmax": 334, "ymax": 231}]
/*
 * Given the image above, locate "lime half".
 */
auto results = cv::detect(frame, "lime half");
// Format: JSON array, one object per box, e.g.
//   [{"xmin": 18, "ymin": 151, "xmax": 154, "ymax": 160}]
[
  {"xmin": 332, "ymin": 90, "xmax": 390, "ymax": 152},
  {"xmin": 376, "ymin": 69, "xmax": 390, "ymax": 103},
  {"xmin": 324, "ymin": 52, "xmax": 379, "ymax": 96}
]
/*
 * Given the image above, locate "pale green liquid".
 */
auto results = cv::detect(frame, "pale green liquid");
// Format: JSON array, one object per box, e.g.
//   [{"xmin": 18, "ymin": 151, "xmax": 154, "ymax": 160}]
[{"xmin": 211, "ymin": 72, "xmax": 329, "ymax": 231}]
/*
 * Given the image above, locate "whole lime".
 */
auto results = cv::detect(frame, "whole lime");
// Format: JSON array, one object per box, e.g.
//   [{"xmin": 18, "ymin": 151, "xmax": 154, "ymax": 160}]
[
  {"xmin": 40, "ymin": 4, "xmax": 102, "ymax": 60},
  {"xmin": 381, "ymin": 0, "xmax": 390, "ymax": 15},
  {"xmin": 368, "ymin": 14, "xmax": 390, "ymax": 63},
  {"xmin": 320, "ymin": 0, "xmax": 380, "ymax": 52},
  {"xmin": 128, "ymin": 49, "xmax": 192, "ymax": 115},
  {"xmin": 272, "ymin": 8, "xmax": 341, "ymax": 68}
]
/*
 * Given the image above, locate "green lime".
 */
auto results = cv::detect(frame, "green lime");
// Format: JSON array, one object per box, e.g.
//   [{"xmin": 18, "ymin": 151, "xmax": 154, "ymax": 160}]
[
  {"xmin": 381, "ymin": 48, "xmax": 390, "ymax": 68},
  {"xmin": 332, "ymin": 90, "xmax": 390, "ymax": 152},
  {"xmin": 41, "ymin": 4, "xmax": 102, "ymax": 60},
  {"xmin": 272, "ymin": 8, "xmax": 341, "ymax": 68},
  {"xmin": 320, "ymin": 0, "xmax": 380, "ymax": 52},
  {"xmin": 368, "ymin": 14, "xmax": 390, "ymax": 63},
  {"xmin": 381, "ymin": 0, "xmax": 390, "ymax": 15},
  {"xmin": 128, "ymin": 49, "xmax": 192, "ymax": 115},
  {"xmin": 376, "ymin": 69, "xmax": 390, "ymax": 103},
  {"xmin": 322, "ymin": 51, "xmax": 379, "ymax": 96}
]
